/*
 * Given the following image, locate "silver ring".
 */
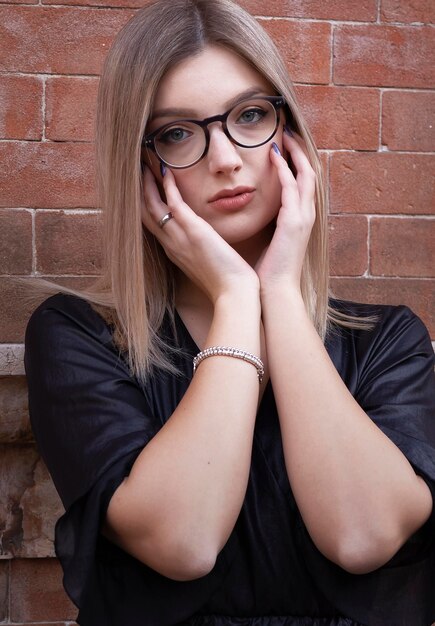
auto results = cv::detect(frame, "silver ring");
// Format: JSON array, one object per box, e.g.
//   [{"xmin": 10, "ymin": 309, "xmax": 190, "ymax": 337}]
[{"xmin": 158, "ymin": 212, "xmax": 174, "ymax": 229}]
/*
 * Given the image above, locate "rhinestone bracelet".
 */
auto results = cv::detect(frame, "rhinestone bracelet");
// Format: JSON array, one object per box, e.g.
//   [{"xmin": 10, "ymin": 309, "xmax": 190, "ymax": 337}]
[{"xmin": 192, "ymin": 346, "xmax": 264, "ymax": 383}]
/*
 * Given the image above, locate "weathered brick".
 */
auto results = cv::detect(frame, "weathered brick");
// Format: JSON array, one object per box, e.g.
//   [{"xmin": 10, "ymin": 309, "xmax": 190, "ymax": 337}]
[
  {"xmin": 297, "ymin": 85, "xmax": 379, "ymax": 150},
  {"xmin": 381, "ymin": 0, "xmax": 435, "ymax": 24},
  {"xmin": 330, "ymin": 277, "xmax": 435, "ymax": 337},
  {"xmin": 36, "ymin": 210, "xmax": 102, "ymax": 275},
  {"xmin": 0, "ymin": 560, "xmax": 8, "ymax": 622},
  {"xmin": 382, "ymin": 90, "xmax": 435, "ymax": 152},
  {"xmin": 8, "ymin": 623, "xmax": 76, "ymax": 626},
  {"xmin": 0, "ymin": 445, "xmax": 62, "ymax": 560},
  {"xmin": 0, "ymin": 376, "xmax": 32, "ymax": 443},
  {"xmin": 45, "ymin": 76, "xmax": 99, "ymax": 142},
  {"xmin": 0, "ymin": 74, "xmax": 43, "ymax": 140},
  {"xmin": 329, "ymin": 215, "xmax": 368, "ymax": 276},
  {"xmin": 334, "ymin": 25, "xmax": 435, "ymax": 88},
  {"xmin": 20, "ymin": 458, "xmax": 64, "ymax": 559},
  {"xmin": 0, "ymin": 209, "xmax": 33, "ymax": 274},
  {"xmin": 0, "ymin": 345, "xmax": 25, "ymax": 376},
  {"xmin": 10, "ymin": 558, "xmax": 76, "ymax": 621},
  {"xmin": 370, "ymin": 217, "xmax": 435, "ymax": 277},
  {"xmin": 0, "ymin": 142, "xmax": 96, "ymax": 209},
  {"xmin": 0, "ymin": 6, "xmax": 134, "ymax": 74},
  {"xmin": 261, "ymin": 19, "xmax": 331, "ymax": 85},
  {"xmin": 241, "ymin": 0, "xmax": 377, "ymax": 20},
  {"xmin": 330, "ymin": 153, "xmax": 435, "ymax": 215},
  {"xmin": 0, "ymin": 444, "xmax": 39, "ymax": 556}
]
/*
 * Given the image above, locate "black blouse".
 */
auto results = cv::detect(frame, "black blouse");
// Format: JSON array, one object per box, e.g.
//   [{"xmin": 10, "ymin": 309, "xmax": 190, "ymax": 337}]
[{"xmin": 24, "ymin": 294, "xmax": 435, "ymax": 626}]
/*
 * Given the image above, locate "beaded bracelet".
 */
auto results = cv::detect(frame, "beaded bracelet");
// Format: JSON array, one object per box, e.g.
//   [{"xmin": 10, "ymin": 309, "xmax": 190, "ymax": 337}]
[{"xmin": 193, "ymin": 346, "xmax": 264, "ymax": 383}]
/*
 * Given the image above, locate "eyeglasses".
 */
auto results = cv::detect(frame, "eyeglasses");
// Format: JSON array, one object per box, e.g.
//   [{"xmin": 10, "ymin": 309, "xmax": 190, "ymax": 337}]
[{"xmin": 142, "ymin": 95, "xmax": 286, "ymax": 169}]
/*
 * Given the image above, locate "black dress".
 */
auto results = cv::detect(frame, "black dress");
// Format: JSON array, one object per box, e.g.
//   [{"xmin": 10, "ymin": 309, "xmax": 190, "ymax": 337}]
[{"xmin": 24, "ymin": 294, "xmax": 435, "ymax": 626}]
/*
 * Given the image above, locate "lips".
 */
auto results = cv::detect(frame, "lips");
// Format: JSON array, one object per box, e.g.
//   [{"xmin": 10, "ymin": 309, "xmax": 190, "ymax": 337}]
[{"xmin": 208, "ymin": 186, "xmax": 255, "ymax": 203}]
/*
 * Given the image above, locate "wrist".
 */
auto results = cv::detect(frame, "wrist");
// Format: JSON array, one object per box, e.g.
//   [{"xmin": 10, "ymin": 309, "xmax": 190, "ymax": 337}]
[
  {"xmin": 214, "ymin": 282, "xmax": 261, "ymax": 311},
  {"xmin": 260, "ymin": 280, "xmax": 303, "ymax": 305}
]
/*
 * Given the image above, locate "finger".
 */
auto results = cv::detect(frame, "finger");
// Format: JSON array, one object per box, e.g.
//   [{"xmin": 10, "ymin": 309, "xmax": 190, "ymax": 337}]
[
  {"xmin": 281, "ymin": 133, "xmax": 316, "ymax": 201},
  {"xmin": 270, "ymin": 143, "xmax": 300, "ymax": 208},
  {"xmin": 160, "ymin": 168, "xmax": 193, "ymax": 228},
  {"xmin": 271, "ymin": 138, "xmax": 316, "ymax": 201},
  {"xmin": 142, "ymin": 166, "xmax": 175, "ymax": 236},
  {"xmin": 143, "ymin": 166, "xmax": 167, "ymax": 218}
]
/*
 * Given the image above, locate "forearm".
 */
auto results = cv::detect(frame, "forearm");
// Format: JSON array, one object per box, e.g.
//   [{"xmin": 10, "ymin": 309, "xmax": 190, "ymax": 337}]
[
  {"xmin": 262, "ymin": 287, "xmax": 433, "ymax": 573},
  {"xmin": 104, "ymin": 290, "xmax": 261, "ymax": 579}
]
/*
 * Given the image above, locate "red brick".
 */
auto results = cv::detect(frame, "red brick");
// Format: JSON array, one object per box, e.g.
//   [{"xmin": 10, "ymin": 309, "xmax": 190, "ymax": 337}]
[
  {"xmin": 297, "ymin": 85, "xmax": 379, "ymax": 150},
  {"xmin": 381, "ymin": 0, "xmax": 435, "ymax": 24},
  {"xmin": 261, "ymin": 20, "xmax": 331, "ymax": 85},
  {"xmin": 0, "ymin": 209, "xmax": 33, "ymax": 274},
  {"xmin": 0, "ymin": 6, "xmax": 134, "ymax": 74},
  {"xmin": 382, "ymin": 91, "xmax": 435, "ymax": 152},
  {"xmin": 0, "ymin": 142, "xmax": 96, "ymax": 209},
  {"xmin": 0, "ymin": 75, "xmax": 43, "ymax": 140},
  {"xmin": 36, "ymin": 210, "xmax": 102, "ymax": 275},
  {"xmin": 330, "ymin": 153, "xmax": 435, "ymax": 215},
  {"xmin": 46, "ymin": 77, "xmax": 99, "ymax": 142},
  {"xmin": 370, "ymin": 217, "xmax": 435, "ymax": 277},
  {"xmin": 0, "ymin": 276, "xmax": 94, "ymax": 342},
  {"xmin": 241, "ymin": 0, "xmax": 377, "ymax": 20},
  {"xmin": 329, "ymin": 215, "xmax": 368, "ymax": 276},
  {"xmin": 0, "ymin": 560, "xmax": 8, "ymax": 622},
  {"xmin": 10, "ymin": 558, "xmax": 77, "ymax": 622},
  {"xmin": 333, "ymin": 25, "xmax": 435, "ymax": 88},
  {"xmin": 43, "ymin": 0, "xmax": 143, "ymax": 9},
  {"xmin": 330, "ymin": 277, "xmax": 435, "ymax": 337},
  {"xmin": 0, "ymin": 0, "xmax": 36, "ymax": 4}
]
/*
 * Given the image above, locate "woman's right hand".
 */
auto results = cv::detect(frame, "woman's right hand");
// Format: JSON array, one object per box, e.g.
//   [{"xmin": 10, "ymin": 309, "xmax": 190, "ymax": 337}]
[{"xmin": 141, "ymin": 165, "xmax": 259, "ymax": 303}]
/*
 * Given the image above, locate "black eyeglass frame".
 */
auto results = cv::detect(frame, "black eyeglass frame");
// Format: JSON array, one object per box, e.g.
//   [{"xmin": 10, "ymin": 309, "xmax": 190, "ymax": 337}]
[{"xmin": 142, "ymin": 95, "xmax": 287, "ymax": 169}]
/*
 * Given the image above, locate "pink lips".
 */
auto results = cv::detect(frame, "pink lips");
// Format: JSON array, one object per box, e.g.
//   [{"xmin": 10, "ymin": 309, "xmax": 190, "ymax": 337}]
[{"xmin": 208, "ymin": 187, "xmax": 255, "ymax": 211}]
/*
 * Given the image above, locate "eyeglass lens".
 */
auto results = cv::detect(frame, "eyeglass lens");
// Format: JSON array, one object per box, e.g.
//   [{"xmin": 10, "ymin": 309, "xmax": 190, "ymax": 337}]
[{"xmin": 153, "ymin": 98, "xmax": 279, "ymax": 168}]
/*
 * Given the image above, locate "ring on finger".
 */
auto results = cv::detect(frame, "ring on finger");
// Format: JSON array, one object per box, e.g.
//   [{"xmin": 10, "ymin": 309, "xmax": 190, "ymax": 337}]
[{"xmin": 158, "ymin": 212, "xmax": 174, "ymax": 229}]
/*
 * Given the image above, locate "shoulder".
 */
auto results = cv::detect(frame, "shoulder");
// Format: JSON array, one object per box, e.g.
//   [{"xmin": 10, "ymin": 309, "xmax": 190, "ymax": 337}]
[
  {"xmin": 329, "ymin": 297, "xmax": 432, "ymax": 349},
  {"xmin": 25, "ymin": 292, "xmax": 114, "ymax": 348},
  {"xmin": 327, "ymin": 298, "xmax": 434, "ymax": 385}
]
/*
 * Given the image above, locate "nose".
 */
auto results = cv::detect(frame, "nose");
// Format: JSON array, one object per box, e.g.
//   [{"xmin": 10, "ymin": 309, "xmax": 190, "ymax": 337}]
[{"xmin": 206, "ymin": 124, "xmax": 243, "ymax": 174}]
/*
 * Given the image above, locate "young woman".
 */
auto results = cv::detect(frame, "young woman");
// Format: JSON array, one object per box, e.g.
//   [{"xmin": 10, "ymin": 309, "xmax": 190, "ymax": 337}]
[{"xmin": 24, "ymin": 1, "xmax": 435, "ymax": 625}]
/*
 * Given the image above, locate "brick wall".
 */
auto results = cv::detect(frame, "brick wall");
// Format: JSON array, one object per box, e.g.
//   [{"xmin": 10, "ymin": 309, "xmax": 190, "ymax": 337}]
[{"xmin": 0, "ymin": 0, "xmax": 434, "ymax": 623}]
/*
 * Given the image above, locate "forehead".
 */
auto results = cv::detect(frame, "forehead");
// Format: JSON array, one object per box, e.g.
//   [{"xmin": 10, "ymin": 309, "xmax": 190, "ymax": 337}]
[{"xmin": 153, "ymin": 45, "xmax": 272, "ymax": 114}]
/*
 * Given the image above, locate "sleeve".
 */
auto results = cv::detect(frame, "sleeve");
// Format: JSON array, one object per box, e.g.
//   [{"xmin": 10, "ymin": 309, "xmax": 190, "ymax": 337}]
[
  {"xmin": 24, "ymin": 294, "xmax": 160, "ymax": 607},
  {"xmin": 298, "ymin": 305, "xmax": 435, "ymax": 626}
]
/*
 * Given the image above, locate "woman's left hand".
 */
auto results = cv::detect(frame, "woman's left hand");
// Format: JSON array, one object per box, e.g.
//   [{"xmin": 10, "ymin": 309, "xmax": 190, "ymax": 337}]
[{"xmin": 256, "ymin": 130, "xmax": 317, "ymax": 295}]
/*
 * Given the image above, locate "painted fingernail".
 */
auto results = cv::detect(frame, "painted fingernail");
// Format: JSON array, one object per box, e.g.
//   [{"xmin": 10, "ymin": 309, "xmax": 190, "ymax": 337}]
[
  {"xmin": 160, "ymin": 162, "xmax": 167, "ymax": 177},
  {"xmin": 272, "ymin": 142, "xmax": 281, "ymax": 155},
  {"xmin": 284, "ymin": 125, "xmax": 294, "ymax": 137}
]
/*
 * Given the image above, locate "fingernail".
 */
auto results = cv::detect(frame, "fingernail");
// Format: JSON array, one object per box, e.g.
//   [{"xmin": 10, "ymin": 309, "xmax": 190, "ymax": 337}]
[
  {"xmin": 160, "ymin": 162, "xmax": 167, "ymax": 177},
  {"xmin": 284, "ymin": 125, "xmax": 294, "ymax": 137},
  {"xmin": 272, "ymin": 142, "xmax": 281, "ymax": 155}
]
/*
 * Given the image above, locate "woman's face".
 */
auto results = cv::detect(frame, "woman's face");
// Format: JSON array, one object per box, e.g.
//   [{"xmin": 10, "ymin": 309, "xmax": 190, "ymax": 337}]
[{"xmin": 146, "ymin": 45, "xmax": 285, "ymax": 250}]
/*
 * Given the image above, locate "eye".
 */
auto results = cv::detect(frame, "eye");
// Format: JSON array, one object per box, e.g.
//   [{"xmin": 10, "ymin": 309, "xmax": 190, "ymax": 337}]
[
  {"xmin": 236, "ymin": 107, "xmax": 267, "ymax": 124},
  {"xmin": 158, "ymin": 126, "xmax": 193, "ymax": 144}
]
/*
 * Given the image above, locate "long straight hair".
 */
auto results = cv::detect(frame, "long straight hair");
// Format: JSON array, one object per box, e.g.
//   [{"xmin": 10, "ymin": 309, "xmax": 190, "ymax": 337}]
[{"xmin": 31, "ymin": 0, "xmax": 372, "ymax": 381}]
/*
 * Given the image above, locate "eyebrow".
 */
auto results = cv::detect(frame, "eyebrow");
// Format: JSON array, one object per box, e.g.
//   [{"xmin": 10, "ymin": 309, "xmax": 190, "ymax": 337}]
[{"xmin": 150, "ymin": 87, "xmax": 272, "ymax": 122}]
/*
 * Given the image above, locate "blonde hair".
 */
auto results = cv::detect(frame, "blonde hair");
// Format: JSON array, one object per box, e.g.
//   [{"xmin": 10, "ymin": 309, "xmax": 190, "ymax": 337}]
[{"xmin": 30, "ymin": 0, "xmax": 373, "ymax": 380}]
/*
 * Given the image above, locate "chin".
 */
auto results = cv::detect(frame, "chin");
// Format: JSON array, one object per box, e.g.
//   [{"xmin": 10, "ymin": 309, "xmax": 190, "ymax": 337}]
[{"xmin": 214, "ymin": 216, "xmax": 276, "ymax": 248}]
